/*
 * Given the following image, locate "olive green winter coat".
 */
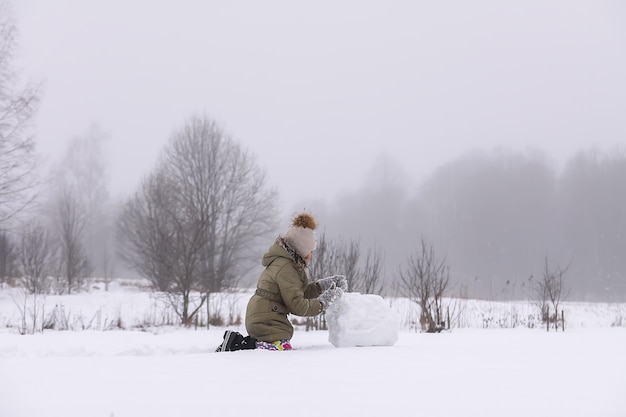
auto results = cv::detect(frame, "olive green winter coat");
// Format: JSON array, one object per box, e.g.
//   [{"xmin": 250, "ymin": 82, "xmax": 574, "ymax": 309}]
[{"xmin": 245, "ymin": 239, "xmax": 323, "ymax": 342}]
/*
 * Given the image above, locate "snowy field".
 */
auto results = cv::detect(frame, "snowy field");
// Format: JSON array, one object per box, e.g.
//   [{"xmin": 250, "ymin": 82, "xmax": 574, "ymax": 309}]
[{"xmin": 1, "ymin": 281, "xmax": 625, "ymax": 417}]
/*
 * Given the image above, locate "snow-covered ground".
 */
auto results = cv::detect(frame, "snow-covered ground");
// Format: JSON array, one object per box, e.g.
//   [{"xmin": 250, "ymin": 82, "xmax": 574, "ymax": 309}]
[{"xmin": 1, "ymin": 281, "xmax": 625, "ymax": 417}]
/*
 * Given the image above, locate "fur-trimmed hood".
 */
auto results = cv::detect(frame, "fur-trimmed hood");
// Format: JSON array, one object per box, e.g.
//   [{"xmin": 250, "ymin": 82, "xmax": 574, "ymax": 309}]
[{"xmin": 274, "ymin": 237, "xmax": 308, "ymax": 270}]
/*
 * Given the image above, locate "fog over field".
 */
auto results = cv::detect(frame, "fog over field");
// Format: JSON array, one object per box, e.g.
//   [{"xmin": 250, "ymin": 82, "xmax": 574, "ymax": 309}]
[{"xmin": 4, "ymin": 1, "xmax": 626, "ymax": 300}]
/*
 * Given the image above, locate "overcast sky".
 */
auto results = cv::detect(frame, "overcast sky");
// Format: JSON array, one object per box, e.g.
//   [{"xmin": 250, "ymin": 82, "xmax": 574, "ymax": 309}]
[{"xmin": 12, "ymin": 1, "xmax": 626, "ymax": 212}]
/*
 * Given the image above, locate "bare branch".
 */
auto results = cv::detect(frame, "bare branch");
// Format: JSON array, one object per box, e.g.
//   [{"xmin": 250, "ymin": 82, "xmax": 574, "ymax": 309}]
[
  {"xmin": 399, "ymin": 239, "xmax": 450, "ymax": 333},
  {"xmin": 117, "ymin": 115, "xmax": 278, "ymax": 325},
  {"xmin": 0, "ymin": 3, "xmax": 42, "ymax": 224}
]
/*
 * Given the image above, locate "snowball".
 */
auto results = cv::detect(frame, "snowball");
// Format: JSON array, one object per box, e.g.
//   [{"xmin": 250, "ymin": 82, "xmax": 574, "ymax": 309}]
[{"xmin": 326, "ymin": 292, "xmax": 399, "ymax": 348}]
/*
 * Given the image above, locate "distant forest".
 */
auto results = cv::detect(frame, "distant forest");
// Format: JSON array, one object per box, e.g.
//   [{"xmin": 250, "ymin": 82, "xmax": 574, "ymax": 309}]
[
  {"xmin": 2, "ymin": 119, "xmax": 624, "ymax": 303},
  {"xmin": 320, "ymin": 147, "xmax": 626, "ymax": 302}
]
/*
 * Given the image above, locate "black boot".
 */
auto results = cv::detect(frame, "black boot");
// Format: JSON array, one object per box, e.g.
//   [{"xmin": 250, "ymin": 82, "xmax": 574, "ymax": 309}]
[
  {"xmin": 216, "ymin": 330, "xmax": 236, "ymax": 352},
  {"xmin": 215, "ymin": 331, "xmax": 256, "ymax": 352},
  {"xmin": 240, "ymin": 335, "xmax": 257, "ymax": 350}
]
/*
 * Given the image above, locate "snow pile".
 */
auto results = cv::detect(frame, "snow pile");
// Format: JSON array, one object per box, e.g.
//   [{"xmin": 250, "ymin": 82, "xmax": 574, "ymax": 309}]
[{"xmin": 326, "ymin": 292, "xmax": 399, "ymax": 347}]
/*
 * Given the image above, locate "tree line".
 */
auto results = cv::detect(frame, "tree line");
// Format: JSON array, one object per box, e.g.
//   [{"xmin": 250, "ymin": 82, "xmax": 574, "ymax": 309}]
[{"xmin": 321, "ymin": 147, "xmax": 626, "ymax": 301}]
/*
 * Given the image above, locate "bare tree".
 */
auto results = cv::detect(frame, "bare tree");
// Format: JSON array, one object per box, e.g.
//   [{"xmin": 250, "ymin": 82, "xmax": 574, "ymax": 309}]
[
  {"xmin": 310, "ymin": 233, "xmax": 360, "ymax": 287},
  {"xmin": 117, "ymin": 172, "xmax": 176, "ymax": 292},
  {"xmin": 399, "ymin": 239, "xmax": 450, "ymax": 333},
  {"xmin": 311, "ymin": 234, "xmax": 385, "ymax": 295},
  {"xmin": 309, "ymin": 233, "xmax": 340, "ymax": 282},
  {"xmin": 357, "ymin": 245, "xmax": 386, "ymax": 295},
  {"xmin": 101, "ymin": 245, "xmax": 115, "ymax": 291},
  {"xmin": 342, "ymin": 239, "xmax": 360, "ymax": 291},
  {"xmin": 51, "ymin": 125, "xmax": 111, "ymax": 277},
  {"xmin": 18, "ymin": 222, "xmax": 55, "ymax": 293},
  {"xmin": 0, "ymin": 2, "xmax": 41, "ymax": 225},
  {"xmin": 0, "ymin": 228, "xmax": 17, "ymax": 285},
  {"xmin": 535, "ymin": 257, "xmax": 570, "ymax": 329},
  {"xmin": 118, "ymin": 115, "xmax": 278, "ymax": 326},
  {"xmin": 11, "ymin": 286, "xmax": 46, "ymax": 335},
  {"xmin": 54, "ymin": 189, "xmax": 92, "ymax": 293}
]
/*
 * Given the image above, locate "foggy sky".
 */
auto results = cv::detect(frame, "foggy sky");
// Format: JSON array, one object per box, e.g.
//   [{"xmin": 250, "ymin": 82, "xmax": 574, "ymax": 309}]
[{"xmin": 12, "ymin": 1, "xmax": 626, "ymax": 212}]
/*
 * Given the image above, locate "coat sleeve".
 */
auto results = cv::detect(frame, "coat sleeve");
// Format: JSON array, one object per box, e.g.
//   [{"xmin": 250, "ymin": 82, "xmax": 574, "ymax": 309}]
[{"xmin": 276, "ymin": 265, "xmax": 323, "ymax": 317}]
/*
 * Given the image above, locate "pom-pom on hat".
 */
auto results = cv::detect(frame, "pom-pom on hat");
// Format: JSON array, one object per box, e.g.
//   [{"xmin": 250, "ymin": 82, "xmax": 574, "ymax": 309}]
[{"xmin": 283, "ymin": 212, "xmax": 317, "ymax": 259}]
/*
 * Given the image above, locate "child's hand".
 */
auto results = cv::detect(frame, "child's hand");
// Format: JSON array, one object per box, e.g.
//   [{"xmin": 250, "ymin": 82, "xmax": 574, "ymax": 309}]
[
  {"xmin": 319, "ymin": 287, "xmax": 344, "ymax": 310},
  {"xmin": 333, "ymin": 275, "xmax": 348, "ymax": 291},
  {"xmin": 317, "ymin": 276, "xmax": 336, "ymax": 292}
]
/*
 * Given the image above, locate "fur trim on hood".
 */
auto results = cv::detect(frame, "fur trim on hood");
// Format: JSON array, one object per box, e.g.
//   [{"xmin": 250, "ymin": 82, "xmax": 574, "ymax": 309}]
[{"xmin": 277, "ymin": 237, "xmax": 308, "ymax": 270}]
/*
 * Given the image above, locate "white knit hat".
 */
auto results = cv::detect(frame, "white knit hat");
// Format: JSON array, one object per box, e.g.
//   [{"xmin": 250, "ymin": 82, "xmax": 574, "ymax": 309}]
[{"xmin": 283, "ymin": 212, "xmax": 317, "ymax": 259}]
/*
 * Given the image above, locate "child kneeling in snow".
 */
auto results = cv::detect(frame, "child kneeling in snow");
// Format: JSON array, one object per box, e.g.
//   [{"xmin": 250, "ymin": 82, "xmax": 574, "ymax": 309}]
[{"xmin": 216, "ymin": 212, "xmax": 345, "ymax": 352}]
